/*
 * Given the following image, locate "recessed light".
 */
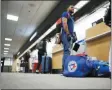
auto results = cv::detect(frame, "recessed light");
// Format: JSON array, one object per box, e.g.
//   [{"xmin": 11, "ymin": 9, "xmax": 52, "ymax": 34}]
[
  {"xmin": 74, "ymin": 1, "xmax": 89, "ymax": 14},
  {"xmin": 30, "ymin": 32, "xmax": 37, "ymax": 41},
  {"xmin": 74, "ymin": 1, "xmax": 89, "ymax": 9},
  {"xmin": 4, "ymin": 53, "xmax": 8, "ymax": 55},
  {"xmin": 5, "ymin": 38, "xmax": 12, "ymax": 41},
  {"xmin": 4, "ymin": 51, "xmax": 9, "ymax": 53},
  {"xmin": 4, "ymin": 44, "xmax": 11, "ymax": 46},
  {"xmin": 4, "ymin": 48, "xmax": 9, "ymax": 50},
  {"xmin": 17, "ymin": 52, "xmax": 20, "ymax": 55},
  {"xmin": 7, "ymin": 14, "xmax": 19, "ymax": 21}
]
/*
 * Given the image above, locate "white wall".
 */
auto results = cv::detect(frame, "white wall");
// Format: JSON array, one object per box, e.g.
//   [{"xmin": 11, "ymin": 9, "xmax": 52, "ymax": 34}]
[{"xmin": 74, "ymin": 5, "xmax": 108, "ymax": 41}]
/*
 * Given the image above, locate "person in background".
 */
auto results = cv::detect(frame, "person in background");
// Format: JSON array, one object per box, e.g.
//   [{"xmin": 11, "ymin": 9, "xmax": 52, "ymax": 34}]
[
  {"xmin": 61, "ymin": 5, "xmax": 77, "ymax": 72},
  {"xmin": 24, "ymin": 51, "xmax": 30, "ymax": 73},
  {"xmin": 104, "ymin": 0, "xmax": 111, "ymax": 27},
  {"xmin": 36, "ymin": 40, "xmax": 46, "ymax": 73},
  {"xmin": 1, "ymin": 57, "xmax": 5, "ymax": 72}
]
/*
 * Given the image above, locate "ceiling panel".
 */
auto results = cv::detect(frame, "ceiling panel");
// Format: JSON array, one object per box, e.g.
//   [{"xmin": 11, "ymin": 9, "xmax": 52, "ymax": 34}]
[
  {"xmin": 5, "ymin": 20, "xmax": 17, "ymax": 37},
  {"xmin": 1, "ymin": 1, "xmax": 59, "ymax": 58},
  {"xmin": 24, "ymin": 1, "xmax": 59, "ymax": 38},
  {"xmin": 18, "ymin": 1, "xmax": 42, "ymax": 20},
  {"xmin": 11, "ymin": 1, "xmax": 43, "ymax": 54},
  {"xmin": 19, "ymin": 1, "xmax": 59, "ymax": 50},
  {"xmin": 7, "ymin": 1, "xmax": 23, "ymax": 16}
]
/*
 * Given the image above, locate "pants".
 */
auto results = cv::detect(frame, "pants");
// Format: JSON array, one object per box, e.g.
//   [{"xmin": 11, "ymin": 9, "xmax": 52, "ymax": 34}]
[
  {"xmin": 61, "ymin": 34, "xmax": 72, "ymax": 71},
  {"xmin": 25, "ymin": 62, "xmax": 29, "ymax": 73},
  {"xmin": 37, "ymin": 52, "xmax": 44, "ymax": 70}
]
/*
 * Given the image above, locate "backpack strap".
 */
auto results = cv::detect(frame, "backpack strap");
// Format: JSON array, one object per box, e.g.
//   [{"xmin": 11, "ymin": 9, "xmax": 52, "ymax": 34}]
[
  {"xmin": 56, "ymin": 18, "xmax": 61, "ymax": 25},
  {"xmin": 67, "ymin": 12, "xmax": 70, "ymax": 19}
]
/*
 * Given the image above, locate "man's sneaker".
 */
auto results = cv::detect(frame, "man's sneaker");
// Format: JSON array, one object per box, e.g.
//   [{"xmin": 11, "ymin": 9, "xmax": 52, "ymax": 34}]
[{"xmin": 36, "ymin": 70, "xmax": 39, "ymax": 73}]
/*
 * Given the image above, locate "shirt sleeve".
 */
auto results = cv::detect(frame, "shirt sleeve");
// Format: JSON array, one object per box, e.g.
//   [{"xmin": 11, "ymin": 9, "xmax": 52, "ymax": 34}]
[{"xmin": 62, "ymin": 12, "xmax": 69, "ymax": 19}]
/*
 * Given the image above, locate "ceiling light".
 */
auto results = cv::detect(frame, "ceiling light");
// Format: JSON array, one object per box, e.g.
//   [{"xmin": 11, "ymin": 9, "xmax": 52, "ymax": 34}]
[
  {"xmin": 4, "ymin": 44, "xmax": 11, "ymax": 46},
  {"xmin": 4, "ymin": 48, "xmax": 9, "ymax": 50},
  {"xmin": 4, "ymin": 51, "xmax": 9, "ymax": 53},
  {"xmin": 74, "ymin": 1, "xmax": 89, "ymax": 9},
  {"xmin": 30, "ymin": 32, "xmax": 37, "ymax": 41},
  {"xmin": 17, "ymin": 52, "xmax": 20, "ymax": 55},
  {"xmin": 7, "ymin": 14, "xmax": 19, "ymax": 21},
  {"xmin": 74, "ymin": 1, "xmax": 89, "ymax": 14},
  {"xmin": 4, "ymin": 53, "xmax": 8, "ymax": 55},
  {"xmin": 5, "ymin": 38, "xmax": 12, "ymax": 41}
]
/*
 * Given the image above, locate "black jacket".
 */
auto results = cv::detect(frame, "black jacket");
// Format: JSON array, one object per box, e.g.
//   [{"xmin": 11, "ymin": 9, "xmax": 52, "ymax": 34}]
[
  {"xmin": 36, "ymin": 40, "xmax": 46, "ymax": 55},
  {"xmin": 104, "ymin": 4, "xmax": 111, "ymax": 27}
]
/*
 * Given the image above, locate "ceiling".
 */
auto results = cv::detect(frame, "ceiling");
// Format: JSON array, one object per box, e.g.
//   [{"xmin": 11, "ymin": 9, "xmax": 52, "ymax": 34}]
[{"xmin": 1, "ymin": 1, "xmax": 59, "ymax": 58}]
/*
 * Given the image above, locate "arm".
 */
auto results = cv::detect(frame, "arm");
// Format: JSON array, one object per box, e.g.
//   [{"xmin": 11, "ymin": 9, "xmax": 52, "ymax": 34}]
[
  {"xmin": 62, "ymin": 17, "xmax": 70, "ymax": 35},
  {"xmin": 62, "ymin": 12, "xmax": 70, "ymax": 35}
]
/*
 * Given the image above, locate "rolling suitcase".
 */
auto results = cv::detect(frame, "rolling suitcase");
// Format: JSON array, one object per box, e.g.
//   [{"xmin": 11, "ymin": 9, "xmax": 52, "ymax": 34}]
[{"xmin": 41, "ymin": 55, "xmax": 52, "ymax": 73}]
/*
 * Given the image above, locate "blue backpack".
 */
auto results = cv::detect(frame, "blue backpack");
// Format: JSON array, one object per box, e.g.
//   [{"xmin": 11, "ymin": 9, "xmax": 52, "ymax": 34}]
[{"xmin": 63, "ymin": 56, "xmax": 92, "ymax": 77}]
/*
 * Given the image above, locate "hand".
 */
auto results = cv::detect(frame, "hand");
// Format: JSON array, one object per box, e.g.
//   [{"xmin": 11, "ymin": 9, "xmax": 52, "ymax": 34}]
[
  {"xmin": 72, "ymin": 32, "xmax": 77, "ymax": 42},
  {"xmin": 72, "ymin": 36, "xmax": 77, "ymax": 43},
  {"xmin": 67, "ymin": 34, "xmax": 71, "ymax": 41}
]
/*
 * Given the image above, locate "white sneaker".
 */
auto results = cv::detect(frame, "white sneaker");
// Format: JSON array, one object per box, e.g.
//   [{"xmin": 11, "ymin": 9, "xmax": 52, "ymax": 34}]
[{"xmin": 36, "ymin": 70, "xmax": 39, "ymax": 73}]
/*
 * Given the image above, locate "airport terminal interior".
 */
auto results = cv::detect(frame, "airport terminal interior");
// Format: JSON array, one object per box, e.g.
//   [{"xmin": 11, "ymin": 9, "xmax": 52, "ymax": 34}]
[{"xmin": 1, "ymin": 0, "xmax": 111, "ymax": 89}]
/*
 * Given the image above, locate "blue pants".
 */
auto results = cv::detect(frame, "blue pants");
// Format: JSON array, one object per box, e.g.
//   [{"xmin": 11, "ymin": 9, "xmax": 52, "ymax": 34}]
[{"xmin": 61, "ymin": 34, "xmax": 72, "ymax": 71}]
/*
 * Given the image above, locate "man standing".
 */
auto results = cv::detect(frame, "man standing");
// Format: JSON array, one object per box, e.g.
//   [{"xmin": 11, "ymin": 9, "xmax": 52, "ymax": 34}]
[
  {"xmin": 61, "ymin": 5, "xmax": 77, "ymax": 72},
  {"xmin": 36, "ymin": 40, "xmax": 46, "ymax": 73},
  {"xmin": 24, "ymin": 51, "xmax": 30, "ymax": 73}
]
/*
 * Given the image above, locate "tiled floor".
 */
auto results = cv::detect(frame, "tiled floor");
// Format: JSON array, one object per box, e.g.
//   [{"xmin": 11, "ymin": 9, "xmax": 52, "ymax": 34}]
[{"xmin": 0, "ymin": 73, "xmax": 111, "ymax": 89}]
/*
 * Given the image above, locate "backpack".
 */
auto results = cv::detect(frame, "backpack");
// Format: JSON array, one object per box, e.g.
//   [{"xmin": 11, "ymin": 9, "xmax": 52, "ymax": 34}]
[
  {"xmin": 55, "ymin": 12, "xmax": 70, "ymax": 44},
  {"xmin": 55, "ymin": 12, "xmax": 70, "ymax": 34}
]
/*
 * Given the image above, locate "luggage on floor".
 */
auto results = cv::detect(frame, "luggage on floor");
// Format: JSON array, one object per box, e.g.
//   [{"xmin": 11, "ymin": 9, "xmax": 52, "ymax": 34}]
[
  {"xmin": 63, "ymin": 55, "xmax": 92, "ymax": 77},
  {"xmin": 89, "ymin": 60, "xmax": 110, "ymax": 77},
  {"xmin": 41, "ymin": 56, "xmax": 52, "ymax": 73}
]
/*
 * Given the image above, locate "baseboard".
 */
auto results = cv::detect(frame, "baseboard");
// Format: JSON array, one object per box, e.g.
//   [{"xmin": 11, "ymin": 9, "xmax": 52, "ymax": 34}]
[{"xmin": 52, "ymin": 69, "xmax": 62, "ymax": 74}]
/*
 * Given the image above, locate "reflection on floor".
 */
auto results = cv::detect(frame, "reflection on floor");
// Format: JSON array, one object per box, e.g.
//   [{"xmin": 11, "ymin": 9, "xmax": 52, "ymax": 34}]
[{"xmin": 0, "ymin": 73, "xmax": 111, "ymax": 89}]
